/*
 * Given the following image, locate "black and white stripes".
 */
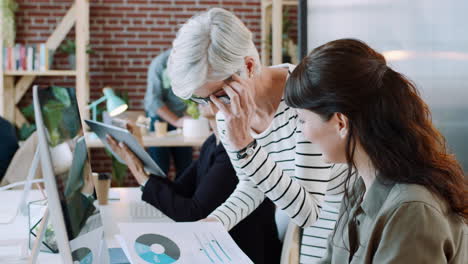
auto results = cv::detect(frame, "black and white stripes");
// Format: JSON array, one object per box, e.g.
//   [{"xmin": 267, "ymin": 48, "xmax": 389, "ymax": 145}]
[
  {"xmin": 209, "ymin": 98, "xmax": 335, "ymax": 229},
  {"xmin": 208, "ymin": 64, "xmax": 347, "ymax": 263}
]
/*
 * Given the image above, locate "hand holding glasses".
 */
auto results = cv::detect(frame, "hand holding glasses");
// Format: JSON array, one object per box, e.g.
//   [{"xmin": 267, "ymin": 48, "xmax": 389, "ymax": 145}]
[
  {"xmin": 189, "ymin": 72, "xmax": 242, "ymax": 105},
  {"xmin": 189, "ymin": 94, "xmax": 231, "ymax": 105},
  {"xmin": 207, "ymin": 73, "xmax": 256, "ymax": 151}
]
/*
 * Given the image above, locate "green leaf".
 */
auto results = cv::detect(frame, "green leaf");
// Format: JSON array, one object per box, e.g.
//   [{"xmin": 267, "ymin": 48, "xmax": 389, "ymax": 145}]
[
  {"xmin": 111, "ymin": 156, "xmax": 128, "ymax": 187},
  {"xmin": 187, "ymin": 103, "xmax": 200, "ymax": 119},
  {"xmin": 42, "ymin": 100, "xmax": 65, "ymax": 147},
  {"xmin": 183, "ymin": 99, "xmax": 200, "ymax": 119},
  {"xmin": 52, "ymin": 86, "xmax": 71, "ymax": 107},
  {"xmin": 104, "ymin": 148, "xmax": 128, "ymax": 187},
  {"xmin": 20, "ymin": 103, "xmax": 35, "ymax": 122},
  {"xmin": 49, "ymin": 129, "xmax": 61, "ymax": 147},
  {"xmin": 18, "ymin": 123, "xmax": 36, "ymax": 141}
]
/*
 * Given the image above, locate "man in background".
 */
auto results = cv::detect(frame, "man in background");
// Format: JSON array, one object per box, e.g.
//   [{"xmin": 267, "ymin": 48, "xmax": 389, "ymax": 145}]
[
  {"xmin": 144, "ymin": 49, "xmax": 192, "ymax": 177},
  {"xmin": 0, "ymin": 117, "xmax": 19, "ymax": 181}
]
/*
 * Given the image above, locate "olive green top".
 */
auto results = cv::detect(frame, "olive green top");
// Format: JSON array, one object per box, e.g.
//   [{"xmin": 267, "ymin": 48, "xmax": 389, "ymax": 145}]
[{"xmin": 318, "ymin": 177, "xmax": 467, "ymax": 264}]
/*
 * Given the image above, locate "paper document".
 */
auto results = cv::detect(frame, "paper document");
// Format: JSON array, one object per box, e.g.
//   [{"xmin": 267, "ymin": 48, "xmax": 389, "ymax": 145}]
[{"xmin": 118, "ymin": 222, "xmax": 253, "ymax": 264}]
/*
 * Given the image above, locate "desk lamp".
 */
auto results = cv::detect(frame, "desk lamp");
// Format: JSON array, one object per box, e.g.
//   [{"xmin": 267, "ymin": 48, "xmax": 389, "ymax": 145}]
[{"xmin": 88, "ymin": 87, "xmax": 128, "ymax": 121}]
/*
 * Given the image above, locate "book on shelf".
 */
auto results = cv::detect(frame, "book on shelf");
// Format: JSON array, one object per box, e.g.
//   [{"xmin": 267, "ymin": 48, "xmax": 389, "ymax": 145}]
[{"xmin": 2, "ymin": 43, "xmax": 53, "ymax": 72}]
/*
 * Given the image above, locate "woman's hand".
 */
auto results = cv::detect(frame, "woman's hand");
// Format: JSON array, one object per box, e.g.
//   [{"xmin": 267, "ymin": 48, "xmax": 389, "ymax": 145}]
[
  {"xmin": 125, "ymin": 122, "xmax": 143, "ymax": 146},
  {"xmin": 81, "ymin": 163, "xmax": 95, "ymax": 195},
  {"xmin": 106, "ymin": 134, "xmax": 149, "ymax": 185},
  {"xmin": 209, "ymin": 74, "xmax": 255, "ymax": 150},
  {"xmin": 198, "ymin": 217, "xmax": 221, "ymax": 223}
]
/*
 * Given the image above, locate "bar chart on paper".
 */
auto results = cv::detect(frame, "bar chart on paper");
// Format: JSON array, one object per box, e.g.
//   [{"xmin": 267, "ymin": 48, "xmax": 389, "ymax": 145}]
[
  {"xmin": 193, "ymin": 231, "xmax": 243, "ymax": 264},
  {"xmin": 118, "ymin": 222, "xmax": 253, "ymax": 264}
]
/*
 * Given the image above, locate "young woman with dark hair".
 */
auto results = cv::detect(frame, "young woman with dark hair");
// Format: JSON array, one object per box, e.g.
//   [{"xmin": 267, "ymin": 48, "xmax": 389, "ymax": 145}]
[{"xmin": 285, "ymin": 38, "xmax": 467, "ymax": 263}]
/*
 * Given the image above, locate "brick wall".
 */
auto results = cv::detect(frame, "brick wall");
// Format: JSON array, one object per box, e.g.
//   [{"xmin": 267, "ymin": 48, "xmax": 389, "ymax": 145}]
[{"xmin": 14, "ymin": 0, "xmax": 262, "ymax": 185}]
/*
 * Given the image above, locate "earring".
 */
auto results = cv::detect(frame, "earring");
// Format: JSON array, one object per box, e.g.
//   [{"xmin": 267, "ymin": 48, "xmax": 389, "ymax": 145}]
[
  {"xmin": 340, "ymin": 129, "xmax": 347, "ymax": 138},
  {"xmin": 249, "ymin": 72, "xmax": 253, "ymax": 78}
]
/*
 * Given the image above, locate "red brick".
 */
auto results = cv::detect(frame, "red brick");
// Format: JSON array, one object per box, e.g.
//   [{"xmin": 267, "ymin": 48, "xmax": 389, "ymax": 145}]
[
  {"xmin": 175, "ymin": 0, "xmax": 196, "ymax": 4},
  {"xmin": 103, "ymin": 26, "xmax": 124, "ymax": 31},
  {"xmin": 187, "ymin": 7, "xmax": 207, "ymax": 12},
  {"xmin": 126, "ymin": 13, "xmax": 148, "ymax": 18},
  {"xmin": 199, "ymin": 1, "xmax": 221, "ymax": 4},
  {"xmin": 127, "ymin": 27, "xmax": 149, "ymax": 32},
  {"xmin": 139, "ymin": 33, "xmax": 161, "ymax": 39},
  {"xmin": 116, "ymin": 47, "xmax": 138, "ymax": 52},
  {"xmin": 150, "ymin": 13, "xmax": 171, "ymax": 18},
  {"xmin": 128, "ymin": 0, "xmax": 148, "ymax": 3},
  {"xmin": 127, "ymin": 40, "xmax": 149, "ymax": 45},
  {"xmin": 102, "ymin": 39, "xmax": 125, "ymax": 45},
  {"xmin": 139, "ymin": 47, "xmax": 161, "ymax": 52},
  {"xmin": 138, "ymin": 7, "xmax": 159, "ymax": 12},
  {"xmin": 162, "ymin": 7, "xmax": 180, "ymax": 12},
  {"xmin": 115, "ymin": 33, "xmax": 137, "ymax": 38},
  {"xmin": 115, "ymin": 6, "xmax": 136, "ymax": 11},
  {"xmin": 27, "ymin": 12, "xmax": 51, "ymax": 17},
  {"xmin": 150, "ymin": 40, "xmax": 172, "ymax": 45},
  {"xmin": 174, "ymin": 14, "xmax": 193, "ymax": 19},
  {"xmin": 224, "ymin": 1, "xmax": 245, "ymax": 5}
]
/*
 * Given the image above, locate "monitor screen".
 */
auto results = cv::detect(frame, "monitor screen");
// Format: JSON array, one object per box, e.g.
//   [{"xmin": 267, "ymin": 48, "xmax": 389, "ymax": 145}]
[{"xmin": 38, "ymin": 86, "xmax": 102, "ymax": 241}]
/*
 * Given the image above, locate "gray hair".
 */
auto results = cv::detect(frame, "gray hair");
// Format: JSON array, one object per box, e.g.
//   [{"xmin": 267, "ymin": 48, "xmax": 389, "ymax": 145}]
[{"xmin": 167, "ymin": 8, "xmax": 261, "ymax": 99}]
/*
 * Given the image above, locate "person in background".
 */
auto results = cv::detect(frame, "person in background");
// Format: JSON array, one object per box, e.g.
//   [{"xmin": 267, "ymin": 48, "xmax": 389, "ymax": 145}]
[
  {"xmin": 107, "ymin": 103, "xmax": 282, "ymax": 264},
  {"xmin": 144, "ymin": 49, "xmax": 192, "ymax": 177},
  {"xmin": 284, "ymin": 38, "xmax": 467, "ymax": 263},
  {"xmin": 0, "ymin": 117, "xmax": 19, "ymax": 181}
]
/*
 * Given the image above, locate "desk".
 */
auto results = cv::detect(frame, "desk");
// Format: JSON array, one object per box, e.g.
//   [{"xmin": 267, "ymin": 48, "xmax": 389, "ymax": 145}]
[
  {"xmin": 0, "ymin": 188, "xmax": 170, "ymax": 263},
  {"xmin": 85, "ymin": 131, "xmax": 209, "ymax": 148}
]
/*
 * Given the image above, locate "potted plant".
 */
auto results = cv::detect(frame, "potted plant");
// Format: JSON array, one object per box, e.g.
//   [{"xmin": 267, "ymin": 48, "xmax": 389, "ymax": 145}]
[
  {"xmin": 58, "ymin": 39, "xmax": 94, "ymax": 69},
  {"xmin": 1, "ymin": 0, "xmax": 18, "ymax": 46},
  {"xmin": 182, "ymin": 100, "xmax": 211, "ymax": 138},
  {"xmin": 40, "ymin": 86, "xmax": 77, "ymax": 174}
]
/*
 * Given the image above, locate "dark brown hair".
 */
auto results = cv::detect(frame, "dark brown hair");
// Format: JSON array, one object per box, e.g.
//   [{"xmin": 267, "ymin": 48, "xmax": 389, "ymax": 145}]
[{"xmin": 285, "ymin": 39, "xmax": 468, "ymax": 223}]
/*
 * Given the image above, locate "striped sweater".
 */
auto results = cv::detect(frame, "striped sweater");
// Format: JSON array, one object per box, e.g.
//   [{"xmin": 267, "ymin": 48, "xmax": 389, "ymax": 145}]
[{"xmin": 208, "ymin": 64, "xmax": 347, "ymax": 263}]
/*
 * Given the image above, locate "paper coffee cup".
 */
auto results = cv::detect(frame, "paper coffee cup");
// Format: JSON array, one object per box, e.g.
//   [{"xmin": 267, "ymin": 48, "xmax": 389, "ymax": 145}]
[
  {"xmin": 92, "ymin": 172, "xmax": 111, "ymax": 205},
  {"xmin": 155, "ymin": 121, "xmax": 168, "ymax": 137}
]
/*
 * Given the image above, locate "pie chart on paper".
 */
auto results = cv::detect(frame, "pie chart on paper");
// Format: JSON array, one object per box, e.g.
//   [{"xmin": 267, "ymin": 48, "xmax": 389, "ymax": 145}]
[
  {"xmin": 71, "ymin": 247, "xmax": 93, "ymax": 264},
  {"xmin": 134, "ymin": 234, "xmax": 181, "ymax": 264}
]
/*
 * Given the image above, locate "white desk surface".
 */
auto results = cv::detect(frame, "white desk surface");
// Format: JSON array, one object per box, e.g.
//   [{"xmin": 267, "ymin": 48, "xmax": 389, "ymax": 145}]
[
  {"xmin": 85, "ymin": 130, "xmax": 208, "ymax": 148},
  {"xmin": 0, "ymin": 187, "xmax": 171, "ymax": 264}
]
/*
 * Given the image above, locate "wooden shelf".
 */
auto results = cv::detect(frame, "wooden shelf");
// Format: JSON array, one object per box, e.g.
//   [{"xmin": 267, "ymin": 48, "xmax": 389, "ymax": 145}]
[
  {"xmin": 1, "ymin": 0, "xmax": 90, "ymax": 127},
  {"xmin": 261, "ymin": 0, "xmax": 298, "ymax": 65},
  {"xmin": 4, "ymin": 70, "xmax": 77, "ymax": 76}
]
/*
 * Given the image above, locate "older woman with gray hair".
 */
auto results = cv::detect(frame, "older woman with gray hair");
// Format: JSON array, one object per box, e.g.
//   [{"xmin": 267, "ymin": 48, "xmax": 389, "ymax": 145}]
[{"xmin": 168, "ymin": 8, "xmax": 346, "ymax": 263}]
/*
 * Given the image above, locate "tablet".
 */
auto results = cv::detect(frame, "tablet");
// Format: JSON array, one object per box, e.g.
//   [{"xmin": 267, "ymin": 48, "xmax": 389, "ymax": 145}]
[{"xmin": 85, "ymin": 120, "xmax": 166, "ymax": 177}]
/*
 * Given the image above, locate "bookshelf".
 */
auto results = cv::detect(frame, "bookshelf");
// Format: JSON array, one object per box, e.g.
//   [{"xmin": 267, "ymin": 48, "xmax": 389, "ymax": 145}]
[
  {"xmin": 0, "ymin": 0, "xmax": 90, "ymax": 127},
  {"xmin": 4, "ymin": 70, "xmax": 78, "ymax": 77},
  {"xmin": 261, "ymin": 0, "xmax": 298, "ymax": 65}
]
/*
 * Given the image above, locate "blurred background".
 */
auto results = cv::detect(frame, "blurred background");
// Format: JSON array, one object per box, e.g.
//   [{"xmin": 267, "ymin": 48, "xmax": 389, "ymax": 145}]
[{"xmin": 305, "ymin": 0, "xmax": 468, "ymax": 173}]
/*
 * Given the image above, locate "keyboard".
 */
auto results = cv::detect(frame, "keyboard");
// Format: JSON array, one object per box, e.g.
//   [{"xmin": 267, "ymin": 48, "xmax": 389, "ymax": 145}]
[{"xmin": 129, "ymin": 201, "xmax": 163, "ymax": 219}]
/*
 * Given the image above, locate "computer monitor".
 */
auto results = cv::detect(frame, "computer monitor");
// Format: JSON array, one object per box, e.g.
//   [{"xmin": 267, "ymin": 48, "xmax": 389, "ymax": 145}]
[{"xmin": 33, "ymin": 85, "xmax": 106, "ymax": 264}]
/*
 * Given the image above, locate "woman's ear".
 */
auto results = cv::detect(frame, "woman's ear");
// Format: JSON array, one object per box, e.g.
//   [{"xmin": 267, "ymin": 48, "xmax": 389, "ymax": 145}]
[
  {"xmin": 334, "ymin": 113, "xmax": 349, "ymax": 139},
  {"xmin": 244, "ymin": 56, "xmax": 256, "ymax": 77}
]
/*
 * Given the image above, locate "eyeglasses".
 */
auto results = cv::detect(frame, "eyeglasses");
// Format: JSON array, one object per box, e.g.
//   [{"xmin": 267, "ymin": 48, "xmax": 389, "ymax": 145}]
[
  {"xmin": 189, "ymin": 94, "xmax": 231, "ymax": 105},
  {"xmin": 190, "ymin": 71, "xmax": 241, "ymax": 105}
]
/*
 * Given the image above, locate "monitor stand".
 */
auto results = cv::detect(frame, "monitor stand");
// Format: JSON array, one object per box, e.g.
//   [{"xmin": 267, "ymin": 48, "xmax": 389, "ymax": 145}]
[
  {"xmin": 0, "ymin": 148, "xmax": 44, "ymax": 224},
  {"xmin": 0, "ymin": 148, "xmax": 46, "ymax": 264},
  {"xmin": 28, "ymin": 207, "xmax": 50, "ymax": 264}
]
